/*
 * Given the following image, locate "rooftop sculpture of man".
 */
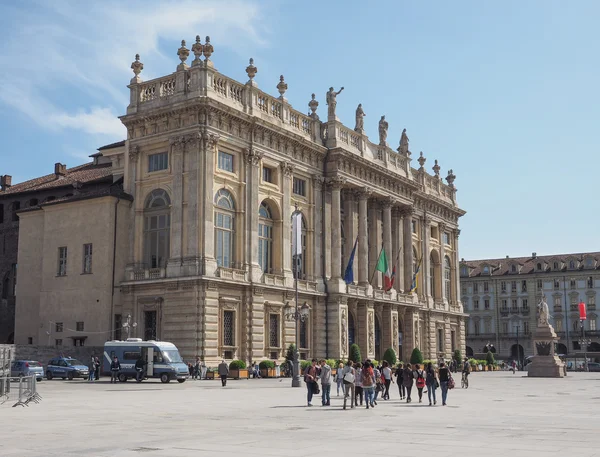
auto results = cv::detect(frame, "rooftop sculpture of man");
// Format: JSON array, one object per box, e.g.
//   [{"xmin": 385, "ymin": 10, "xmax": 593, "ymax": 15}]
[
  {"xmin": 378, "ymin": 115, "xmax": 389, "ymax": 146},
  {"xmin": 355, "ymin": 103, "xmax": 365, "ymax": 132},
  {"xmin": 326, "ymin": 86, "xmax": 344, "ymax": 119},
  {"xmin": 399, "ymin": 128, "xmax": 409, "ymax": 154}
]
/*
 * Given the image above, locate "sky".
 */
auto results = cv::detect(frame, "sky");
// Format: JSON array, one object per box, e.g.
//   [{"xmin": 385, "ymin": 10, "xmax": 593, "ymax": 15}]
[{"xmin": 0, "ymin": 0, "xmax": 599, "ymax": 260}]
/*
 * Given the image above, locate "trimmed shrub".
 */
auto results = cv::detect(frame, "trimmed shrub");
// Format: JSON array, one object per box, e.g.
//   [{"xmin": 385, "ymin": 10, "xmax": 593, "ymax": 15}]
[
  {"xmin": 300, "ymin": 360, "xmax": 312, "ymax": 371},
  {"xmin": 349, "ymin": 344, "xmax": 362, "ymax": 363},
  {"xmin": 259, "ymin": 360, "xmax": 275, "ymax": 369},
  {"xmin": 229, "ymin": 360, "xmax": 246, "ymax": 370},
  {"xmin": 410, "ymin": 347, "xmax": 424, "ymax": 365},
  {"xmin": 486, "ymin": 351, "xmax": 495, "ymax": 366},
  {"xmin": 326, "ymin": 359, "xmax": 339, "ymax": 368},
  {"xmin": 383, "ymin": 348, "xmax": 397, "ymax": 366},
  {"xmin": 285, "ymin": 344, "xmax": 297, "ymax": 362},
  {"xmin": 453, "ymin": 349, "xmax": 463, "ymax": 365},
  {"xmin": 468, "ymin": 358, "xmax": 477, "ymax": 367}
]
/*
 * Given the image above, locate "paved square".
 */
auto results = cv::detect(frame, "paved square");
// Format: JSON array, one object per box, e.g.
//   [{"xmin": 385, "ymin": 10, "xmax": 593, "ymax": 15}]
[{"xmin": 1, "ymin": 372, "xmax": 598, "ymax": 457}]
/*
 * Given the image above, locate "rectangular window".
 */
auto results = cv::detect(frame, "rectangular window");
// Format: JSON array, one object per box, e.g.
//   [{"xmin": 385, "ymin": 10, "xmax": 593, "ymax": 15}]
[
  {"xmin": 590, "ymin": 319, "xmax": 597, "ymax": 331},
  {"xmin": 437, "ymin": 328, "xmax": 444, "ymax": 353},
  {"xmin": 537, "ymin": 279, "xmax": 543, "ymax": 290},
  {"xmin": 412, "ymin": 220, "xmax": 417, "ymax": 234},
  {"xmin": 501, "ymin": 281, "xmax": 506, "ymax": 292},
  {"xmin": 483, "ymin": 282, "xmax": 489, "ymax": 293},
  {"xmin": 502, "ymin": 322, "xmax": 508, "ymax": 335},
  {"xmin": 473, "ymin": 283, "xmax": 479, "ymax": 293},
  {"xmin": 522, "ymin": 299, "xmax": 528, "ymax": 309},
  {"xmin": 292, "ymin": 177, "xmax": 306, "ymax": 196},
  {"xmin": 57, "ymin": 247, "xmax": 67, "ymax": 276},
  {"xmin": 501, "ymin": 299, "xmax": 508, "ymax": 310},
  {"xmin": 473, "ymin": 300, "xmax": 479, "ymax": 310},
  {"xmin": 511, "ymin": 299, "xmax": 518, "ymax": 310},
  {"xmin": 269, "ymin": 314, "xmax": 279, "ymax": 347},
  {"xmin": 12, "ymin": 201, "xmax": 20, "ymax": 221},
  {"xmin": 511, "ymin": 281, "xmax": 517, "ymax": 292},
  {"xmin": 262, "ymin": 166, "xmax": 273, "ymax": 183},
  {"xmin": 218, "ymin": 151, "xmax": 234, "ymax": 172},
  {"xmin": 484, "ymin": 299, "xmax": 490, "ymax": 310},
  {"xmin": 0, "ymin": 204, "xmax": 4, "ymax": 224},
  {"xmin": 123, "ymin": 351, "xmax": 141, "ymax": 360},
  {"xmin": 55, "ymin": 339, "xmax": 62, "ymax": 346},
  {"xmin": 223, "ymin": 310, "xmax": 235, "ymax": 346},
  {"xmin": 555, "ymin": 319, "xmax": 563, "ymax": 332},
  {"xmin": 554, "ymin": 280, "xmax": 560, "ymax": 290},
  {"xmin": 442, "ymin": 232, "xmax": 450, "ymax": 245},
  {"xmin": 55, "ymin": 322, "xmax": 63, "ymax": 332},
  {"xmin": 589, "ymin": 295, "xmax": 596, "ymax": 306},
  {"xmin": 554, "ymin": 296, "xmax": 561, "ymax": 307},
  {"xmin": 76, "ymin": 322, "xmax": 84, "ymax": 331},
  {"xmin": 588, "ymin": 277, "xmax": 594, "ymax": 289},
  {"xmin": 522, "ymin": 280, "xmax": 527, "ymax": 292},
  {"xmin": 523, "ymin": 322, "xmax": 529, "ymax": 334},
  {"xmin": 570, "ymin": 279, "xmax": 576, "ymax": 289},
  {"xmin": 114, "ymin": 314, "xmax": 122, "ymax": 340},
  {"xmin": 148, "ymin": 152, "xmax": 168, "ymax": 172},
  {"xmin": 461, "ymin": 286, "xmax": 466, "ymax": 295},
  {"xmin": 300, "ymin": 319, "xmax": 308, "ymax": 349},
  {"xmin": 27, "ymin": 337, "xmax": 32, "ymax": 344},
  {"xmin": 570, "ymin": 296, "xmax": 578, "ymax": 311},
  {"xmin": 82, "ymin": 243, "xmax": 93, "ymax": 274}
]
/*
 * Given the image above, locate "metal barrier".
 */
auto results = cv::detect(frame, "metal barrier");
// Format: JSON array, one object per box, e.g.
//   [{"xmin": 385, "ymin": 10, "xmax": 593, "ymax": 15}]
[
  {"xmin": 11, "ymin": 375, "xmax": 42, "ymax": 407},
  {"xmin": 0, "ymin": 347, "xmax": 42, "ymax": 407}
]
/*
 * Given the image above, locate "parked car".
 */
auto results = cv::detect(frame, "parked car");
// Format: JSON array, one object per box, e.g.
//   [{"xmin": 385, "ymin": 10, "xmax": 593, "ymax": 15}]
[
  {"xmin": 587, "ymin": 362, "xmax": 600, "ymax": 372},
  {"xmin": 46, "ymin": 357, "xmax": 89, "ymax": 380},
  {"xmin": 11, "ymin": 360, "xmax": 44, "ymax": 381}
]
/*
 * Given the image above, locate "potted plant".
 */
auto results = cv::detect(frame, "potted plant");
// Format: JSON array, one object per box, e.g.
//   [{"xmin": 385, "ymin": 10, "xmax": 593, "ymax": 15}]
[
  {"xmin": 300, "ymin": 360, "xmax": 311, "ymax": 375},
  {"xmin": 228, "ymin": 360, "xmax": 248, "ymax": 379},
  {"xmin": 205, "ymin": 367, "xmax": 217, "ymax": 379},
  {"xmin": 259, "ymin": 360, "xmax": 275, "ymax": 378},
  {"xmin": 410, "ymin": 348, "xmax": 424, "ymax": 365},
  {"xmin": 349, "ymin": 344, "xmax": 361, "ymax": 364},
  {"xmin": 486, "ymin": 351, "xmax": 495, "ymax": 371},
  {"xmin": 383, "ymin": 348, "xmax": 397, "ymax": 367}
]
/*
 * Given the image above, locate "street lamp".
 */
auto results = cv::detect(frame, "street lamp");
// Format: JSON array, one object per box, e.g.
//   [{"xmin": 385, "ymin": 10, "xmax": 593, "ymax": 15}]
[
  {"xmin": 578, "ymin": 301, "xmax": 590, "ymax": 372},
  {"xmin": 122, "ymin": 314, "xmax": 137, "ymax": 340},
  {"xmin": 286, "ymin": 203, "xmax": 308, "ymax": 388},
  {"xmin": 484, "ymin": 342, "xmax": 495, "ymax": 353}
]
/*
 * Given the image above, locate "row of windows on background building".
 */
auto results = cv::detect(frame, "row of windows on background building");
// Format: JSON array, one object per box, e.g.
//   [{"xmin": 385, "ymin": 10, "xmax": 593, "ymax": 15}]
[
  {"xmin": 463, "ymin": 277, "xmax": 595, "ymax": 295},
  {"xmin": 466, "ymin": 320, "xmax": 531, "ymax": 336},
  {"xmin": 56, "ymin": 244, "xmax": 93, "ymax": 276}
]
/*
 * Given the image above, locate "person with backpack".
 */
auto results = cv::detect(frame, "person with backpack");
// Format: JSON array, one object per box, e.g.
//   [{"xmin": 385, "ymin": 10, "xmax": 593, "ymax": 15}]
[
  {"xmin": 413, "ymin": 364, "xmax": 426, "ymax": 403},
  {"xmin": 362, "ymin": 362, "xmax": 375, "ymax": 409},
  {"xmin": 372, "ymin": 363, "xmax": 383, "ymax": 405},
  {"xmin": 354, "ymin": 363, "xmax": 364, "ymax": 406},
  {"xmin": 395, "ymin": 363, "xmax": 405, "ymax": 400},
  {"xmin": 425, "ymin": 362, "xmax": 438, "ymax": 406},
  {"xmin": 402, "ymin": 363, "xmax": 414, "ymax": 403},
  {"xmin": 438, "ymin": 361, "xmax": 450, "ymax": 406},
  {"xmin": 342, "ymin": 360, "xmax": 356, "ymax": 410}
]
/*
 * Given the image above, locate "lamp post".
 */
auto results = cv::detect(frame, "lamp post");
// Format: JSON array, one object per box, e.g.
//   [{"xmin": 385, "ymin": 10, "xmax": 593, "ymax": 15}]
[
  {"xmin": 516, "ymin": 325, "xmax": 520, "ymax": 370},
  {"xmin": 578, "ymin": 301, "xmax": 590, "ymax": 372},
  {"xmin": 285, "ymin": 203, "xmax": 309, "ymax": 387},
  {"xmin": 122, "ymin": 314, "xmax": 137, "ymax": 340}
]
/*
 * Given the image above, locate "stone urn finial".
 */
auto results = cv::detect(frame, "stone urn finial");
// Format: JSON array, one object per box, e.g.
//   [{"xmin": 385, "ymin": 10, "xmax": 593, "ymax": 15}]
[
  {"xmin": 308, "ymin": 93, "xmax": 319, "ymax": 118},
  {"xmin": 130, "ymin": 54, "xmax": 143, "ymax": 82},
  {"xmin": 177, "ymin": 40, "xmax": 189, "ymax": 70},
  {"xmin": 432, "ymin": 159, "xmax": 440, "ymax": 177},
  {"xmin": 192, "ymin": 35, "xmax": 203, "ymax": 66},
  {"xmin": 246, "ymin": 58, "xmax": 258, "ymax": 81},
  {"xmin": 203, "ymin": 36, "xmax": 214, "ymax": 61},
  {"xmin": 446, "ymin": 169, "xmax": 456, "ymax": 187},
  {"xmin": 418, "ymin": 151, "xmax": 426, "ymax": 170},
  {"xmin": 277, "ymin": 75, "xmax": 288, "ymax": 98}
]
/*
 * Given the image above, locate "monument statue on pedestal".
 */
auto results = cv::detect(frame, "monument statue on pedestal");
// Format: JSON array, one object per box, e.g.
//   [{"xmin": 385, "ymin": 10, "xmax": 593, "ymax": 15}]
[
  {"xmin": 528, "ymin": 295, "xmax": 565, "ymax": 378},
  {"xmin": 326, "ymin": 86, "xmax": 344, "ymax": 119}
]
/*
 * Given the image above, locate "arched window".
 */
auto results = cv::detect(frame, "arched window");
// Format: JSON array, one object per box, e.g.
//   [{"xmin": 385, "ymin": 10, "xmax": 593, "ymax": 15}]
[
  {"xmin": 291, "ymin": 214, "xmax": 307, "ymax": 279},
  {"xmin": 258, "ymin": 202, "xmax": 273, "ymax": 273},
  {"xmin": 569, "ymin": 260, "xmax": 575, "ymax": 269},
  {"xmin": 214, "ymin": 189, "xmax": 235, "ymax": 268},
  {"xmin": 537, "ymin": 263, "xmax": 542, "ymax": 271},
  {"xmin": 144, "ymin": 189, "xmax": 171, "ymax": 268},
  {"xmin": 444, "ymin": 256, "xmax": 452, "ymax": 300}
]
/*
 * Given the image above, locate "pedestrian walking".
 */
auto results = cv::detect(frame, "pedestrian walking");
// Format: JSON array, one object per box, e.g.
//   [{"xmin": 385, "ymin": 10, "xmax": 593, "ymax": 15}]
[
  {"xmin": 88, "ymin": 356, "xmax": 95, "ymax": 382},
  {"xmin": 319, "ymin": 359, "xmax": 332, "ymax": 406},
  {"xmin": 110, "ymin": 355, "xmax": 120, "ymax": 384},
  {"xmin": 354, "ymin": 363, "xmax": 364, "ymax": 406},
  {"xmin": 382, "ymin": 360, "xmax": 393, "ymax": 400},
  {"xmin": 438, "ymin": 361, "xmax": 450, "ymax": 406},
  {"xmin": 336, "ymin": 362, "xmax": 344, "ymax": 396},
  {"xmin": 362, "ymin": 362, "xmax": 375, "ymax": 409},
  {"xmin": 414, "ymin": 364, "xmax": 425, "ymax": 403},
  {"xmin": 218, "ymin": 360, "xmax": 229, "ymax": 387},
  {"xmin": 304, "ymin": 359, "xmax": 319, "ymax": 406},
  {"xmin": 425, "ymin": 362, "xmax": 438, "ymax": 406},
  {"xmin": 373, "ymin": 363, "xmax": 382, "ymax": 405},
  {"xmin": 395, "ymin": 363, "xmax": 405, "ymax": 399},
  {"xmin": 94, "ymin": 356, "xmax": 101, "ymax": 380},
  {"xmin": 194, "ymin": 356, "xmax": 201, "ymax": 380},
  {"xmin": 342, "ymin": 360, "xmax": 355, "ymax": 410},
  {"xmin": 402, "ymin": 363, "xmax": 414, "ymax": 403}
]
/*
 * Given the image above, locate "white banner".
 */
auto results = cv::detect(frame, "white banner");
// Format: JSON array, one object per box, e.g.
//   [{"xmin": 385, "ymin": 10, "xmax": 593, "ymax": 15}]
[{"xmin": 291, "ymin": 212, "xmax": 302, "ymax": 256}]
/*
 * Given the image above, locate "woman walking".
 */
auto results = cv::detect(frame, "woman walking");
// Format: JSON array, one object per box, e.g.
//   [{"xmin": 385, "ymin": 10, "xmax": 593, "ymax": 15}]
[
  {"xmin": 354, "ymin": 363, "xmax": 364, "ymax": 406},
  {"xmin": 402, "ymin": 363, "xmax": 414, "ymax": 403},
  {"xmin": 88, "ymin": 355, "xmax": 95, "ymax": 382},
  {"xmin": 336, "ymin": 362, "xmax": 345, "ymax": 396},
  {"xmin": 342, "ymin": 360, "xmax": 356, "ymax": 410},
  {"xmin": 414, "ymin": 364, "xmax": 426, "ymax": 403},
  {"xmin": 382, "ymin": 361, "xmax": 393, "ymax": 400},
  {"xmin": 395, "ymin": 363, "xmax": 405, "ymax": 400},
  {"xmin": 439, "ymin": 361, "xmax": 450, "ymax": 406},
  {"xmin": 362, "ymin": 362, "xmax": 375, "ymax": 409},
  {"xmin": 425, "ymin": 362, "xmax": 437, "ymax": 406}
]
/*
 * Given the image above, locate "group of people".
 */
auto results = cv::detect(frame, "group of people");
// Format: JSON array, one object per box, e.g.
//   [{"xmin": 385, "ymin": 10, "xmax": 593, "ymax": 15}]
[
  {"xmin": 304, "ymin": 358, "xmax": 471, "ymax": 409},
  {"xmin": 87, "ymin": 356, "xmax": 101, "ymax": 382}
]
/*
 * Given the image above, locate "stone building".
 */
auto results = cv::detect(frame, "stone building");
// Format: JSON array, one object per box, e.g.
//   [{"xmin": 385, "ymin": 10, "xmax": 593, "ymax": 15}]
[
  {"xmin": 14, "ymin": 38, "xmax": 466, "ymax": 364},
  {"xmin": 0, "ymin": 158, "xmax": 115, "ymax": 344},
  {"xmin": 460, "ymin": 252, "xmax": 600, "ymax": 361}
]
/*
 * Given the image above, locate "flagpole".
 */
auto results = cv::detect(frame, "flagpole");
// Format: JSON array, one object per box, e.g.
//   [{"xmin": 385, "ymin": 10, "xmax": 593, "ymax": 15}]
[{"xmin": 369, "ymin": 244, "xmax": 385, "ymax": 285}]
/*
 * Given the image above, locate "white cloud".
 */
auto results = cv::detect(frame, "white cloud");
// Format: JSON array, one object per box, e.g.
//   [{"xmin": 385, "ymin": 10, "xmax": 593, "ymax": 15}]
[{"xmin": 0, "ymin": 0, "xmax": 268, "ymax": 140}]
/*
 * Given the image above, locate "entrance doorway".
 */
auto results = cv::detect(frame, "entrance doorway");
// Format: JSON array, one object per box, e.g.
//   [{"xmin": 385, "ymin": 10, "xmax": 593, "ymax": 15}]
[{"xmin": 144, "ymin": 311, "xmax": 157, "ymax": 341}]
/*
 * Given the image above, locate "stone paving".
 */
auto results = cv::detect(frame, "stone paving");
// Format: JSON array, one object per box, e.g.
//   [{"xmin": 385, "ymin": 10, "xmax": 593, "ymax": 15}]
[{"xmin": 1, "ymin": 372, "xmax": 599, "ymax": 457}]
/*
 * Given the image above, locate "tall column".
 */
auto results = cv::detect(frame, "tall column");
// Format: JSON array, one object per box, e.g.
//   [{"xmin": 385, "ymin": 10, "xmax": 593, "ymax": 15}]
[
  {"xmin": 244, "ymin": 147, "xmax": 264, "ymax": 282},
  {"xmin": 422, "ymin": 215, "xmax": 432, "ymax": 303},
  {"xmin": 281, "ymin": 162, "xmax": 294, "ymax": 286},
  {"xmin": 328, "ymin": 176, "xmax": 346, "ymax": 292},
  {"xmin": 402, "ymin": 208, "xmax": 414, "ymax": 295},
  {"xmin": 439, "ymin": 223, "xmax": 447, "ymax": 304},
  {"xmin": 167, "ymin": 136, "xmax": 185, "ymax": 276},
  {"xmin": 312, "ymin": 175, "xmax": 324, "ymax": 289},
  {"xmin": 454, "ymin": 229, "xmax": 462, "ymax": 309},
  {"xmin": 357, "ymin": 300, "xmax": 375, "ymax": 359},
  {"xmin": 382, "ymin": 199, "xmax": 393, "ymax": 286},
  {"xmin": 392, "ymin": 208, "xmax": 404, "ymax": 293},
  {"xmin": 126, "ymin": 144, "xmax": 140, "ymax": 267},
  {"xmin": 185, "ymin": 133, "xmax": 201, "ymax": 260},
  {"xmin": 343, "ymin": 190, "xmax": 357, "ymax": 282},
  {"xmin": 357, "ymin": 189, "xmax": 371, "ymax": 287},
  {"xmin": 368, "ymin": 205, "xmax": 379, "ymax": 288},
  {"xmin": 201, "ymin": 133, "xmax": 219, "ymax": 276},
  {"xmin": 382, "ymin": 304, "xmax": 394, "ymax": 354}
]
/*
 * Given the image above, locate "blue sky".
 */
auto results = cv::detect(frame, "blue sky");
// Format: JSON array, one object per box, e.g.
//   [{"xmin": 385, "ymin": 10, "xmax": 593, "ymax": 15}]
[{"xmin": 1, "ymin": 0, "xmax": 598, "ymax": 260}]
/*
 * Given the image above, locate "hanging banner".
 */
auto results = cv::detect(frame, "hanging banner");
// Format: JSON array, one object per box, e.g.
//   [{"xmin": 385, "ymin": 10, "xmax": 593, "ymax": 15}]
[{"xmin": 578, "ymin": 302, "xmax": 587, "ymax": 321}]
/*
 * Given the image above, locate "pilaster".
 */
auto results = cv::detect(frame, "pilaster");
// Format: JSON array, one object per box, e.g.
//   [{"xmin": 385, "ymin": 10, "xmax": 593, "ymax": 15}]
[
  {"xmin": 249, "ymin": 287, "xmax": 265, "ymax": 361},
  {"xmin": 281, "ymin": 162, "xmax": 294, "ymax": 286},
  {"xmin": 327, "ymin": 176, "xmax": 346, "ymax": 292},
  {"xmin": 357, "ymin": 188, "xmax": 371, "ymax": 291},
  {"xmin": 402, "ymin": 207, "xmax": 414, "ymax": 296},
  {"xmin": 202, "ymin": 132, "xmax": 219, "ymax": 277},
  {"xmin": 166, "ymin": 136, "xmax": 184, "ymax": 276},
  {"xmin": 202, "ymin": 281, "xmax": 220, "ymax": 363},
  {"xmin": 244, "ymin": 147, "xmax": 264, "ymax": 282}
]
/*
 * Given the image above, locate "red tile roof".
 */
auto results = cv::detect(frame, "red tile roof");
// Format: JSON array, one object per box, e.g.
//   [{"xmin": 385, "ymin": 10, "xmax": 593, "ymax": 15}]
[
  {"xmin": 462, "ymin": 252, "xmax": 600, "ymax": 276},
  {"xmin": 0, "ymin": 163, "xmax": 112, "ymax": 196}
]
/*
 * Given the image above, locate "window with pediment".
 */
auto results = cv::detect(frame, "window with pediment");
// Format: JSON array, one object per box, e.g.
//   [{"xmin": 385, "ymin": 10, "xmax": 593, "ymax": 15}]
[{"xmin": 214, "ymin": 189, "xmax": 235, "ymax": 268}]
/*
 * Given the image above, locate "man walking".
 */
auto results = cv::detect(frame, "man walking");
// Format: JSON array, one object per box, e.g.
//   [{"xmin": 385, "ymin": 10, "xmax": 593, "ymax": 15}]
[
  {"xmin": 304, "ymin": 359, "xmax": 318, "ymax": 407},
  {"xmin": 319, "ymin": 359, "xmax": 332, "ymax": 406},
  {"xmin": 218, "ymin": 360, "xmax": 229, "ymax": 387},
  {"xmin": 110, "ymin": 356, "xmax": 121, "ymax": 384}
]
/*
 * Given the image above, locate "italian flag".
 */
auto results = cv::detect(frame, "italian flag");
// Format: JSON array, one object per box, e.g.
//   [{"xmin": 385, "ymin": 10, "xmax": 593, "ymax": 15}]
[{"xmin": 375, "ymin": 248, "xmax": 393, "ymax": 291}]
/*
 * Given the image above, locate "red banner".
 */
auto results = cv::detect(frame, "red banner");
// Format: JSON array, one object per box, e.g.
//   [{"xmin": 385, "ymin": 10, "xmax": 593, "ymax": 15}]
[{"xmin": 579, "ymin": 302, "xmax": 587, "ymax": 320}]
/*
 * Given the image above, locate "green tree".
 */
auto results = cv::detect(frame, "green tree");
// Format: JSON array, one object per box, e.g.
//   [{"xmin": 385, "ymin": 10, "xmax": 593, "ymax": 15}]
[
  {"xmin": 285, "ymin": 343, "xmax": 297, "ymax": 362},
  {"xmin": 383, "ymin": 348, "xmax": 397, "ymax": 366},
  {"xmin": 410, "ymin": 347, "xmax": 424, "ymax": 365},
  {"xmin": 453, "ymin": 349, "xmax": 463, "ymax": 366},
  {"xmin": 349, "ymin": 344, "xmax": 362, "ymax": 363},
  {"xmin": 486, "ymin": 351, "xmax": 495, "ymax": 366}
]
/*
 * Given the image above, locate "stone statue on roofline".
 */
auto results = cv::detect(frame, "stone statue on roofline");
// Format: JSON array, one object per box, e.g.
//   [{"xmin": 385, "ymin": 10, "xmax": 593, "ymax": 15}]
[
  {"xmin": 355, "ymin": 104, "xmax": 366, "ymax": 132},
  {"xmin": 326, "ymin": 86, "xmax": 344, "ymax": 119},
  {"xmin": 399, "ymin": 128, "xmax": 409, "ymax": 154},
  {"xmin": 378, "ymin": 115, "xmax": 388, "ymax": 146}
]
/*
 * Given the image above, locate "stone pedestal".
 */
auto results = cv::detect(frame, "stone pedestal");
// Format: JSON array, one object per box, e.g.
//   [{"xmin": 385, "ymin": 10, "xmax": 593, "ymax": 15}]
[{"xmin": 528, "ymin": 322, "xmax": 565, "ymax": 378}]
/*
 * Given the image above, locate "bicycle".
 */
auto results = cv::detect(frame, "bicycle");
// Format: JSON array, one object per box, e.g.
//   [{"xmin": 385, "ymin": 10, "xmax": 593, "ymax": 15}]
[{"xmin": 461, "ymin": 372, "xmax": 469, "ymax": 389}]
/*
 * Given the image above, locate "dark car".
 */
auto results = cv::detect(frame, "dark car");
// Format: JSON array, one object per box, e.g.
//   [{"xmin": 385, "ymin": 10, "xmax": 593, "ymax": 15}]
[
  {"xmin": 46, "ymin": 357, "xmax": 89, "ymax": 380},
  {"xmin": 11, "ymin": 360, "xmax": 44, "ymax": 381},
  {"xmin": 587, "ymin": 362, "xmax": 600, "ymax": 372}
]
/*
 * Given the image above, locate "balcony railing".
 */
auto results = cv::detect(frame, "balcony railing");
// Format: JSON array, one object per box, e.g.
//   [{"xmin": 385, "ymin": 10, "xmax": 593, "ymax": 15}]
[
  {"xmin": 130, "ymin": 267, "xmax": 166, "ymax": 281},
  {"xmin": 217, "ymin": 266, "xmax": 247, "ymax": 282}
]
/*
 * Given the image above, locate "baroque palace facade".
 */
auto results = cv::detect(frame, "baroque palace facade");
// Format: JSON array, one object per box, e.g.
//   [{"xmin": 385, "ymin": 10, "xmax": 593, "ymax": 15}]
[
  {"xmin": 460, "ymin": 252, "xmax": 600, "ymax": 361},
  {"xmin": 14, "ymin": 38, "xmax": 466, "ymax": 364}
]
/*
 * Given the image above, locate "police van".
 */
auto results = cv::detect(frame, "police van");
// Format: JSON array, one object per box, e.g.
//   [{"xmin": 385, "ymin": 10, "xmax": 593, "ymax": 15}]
[{"xmin": 103, "ymin": 339, "xmax": 189, "ymax": 383}]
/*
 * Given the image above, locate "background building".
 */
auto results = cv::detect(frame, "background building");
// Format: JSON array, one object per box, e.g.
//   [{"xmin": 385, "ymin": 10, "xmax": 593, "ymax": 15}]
[
  {"xmin": 460, "ymin": 252, "xmax": 600, "ymax": 361},
  {"xmin": 13, "ymin": 38, "xmax": 466, "ymax": 364}
]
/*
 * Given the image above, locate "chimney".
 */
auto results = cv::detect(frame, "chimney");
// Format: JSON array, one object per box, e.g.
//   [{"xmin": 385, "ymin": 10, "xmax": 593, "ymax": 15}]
[
  {"xmin": 0, "ymin": 175, "xmax": 12, "ymax": 191},
  {"xmin": 54, "ymin": 163, "xmax": 67, "ymax": 176},
  {"xmin": 532, "ymin": 252, "xmax": 537, "ymax": 259}
]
